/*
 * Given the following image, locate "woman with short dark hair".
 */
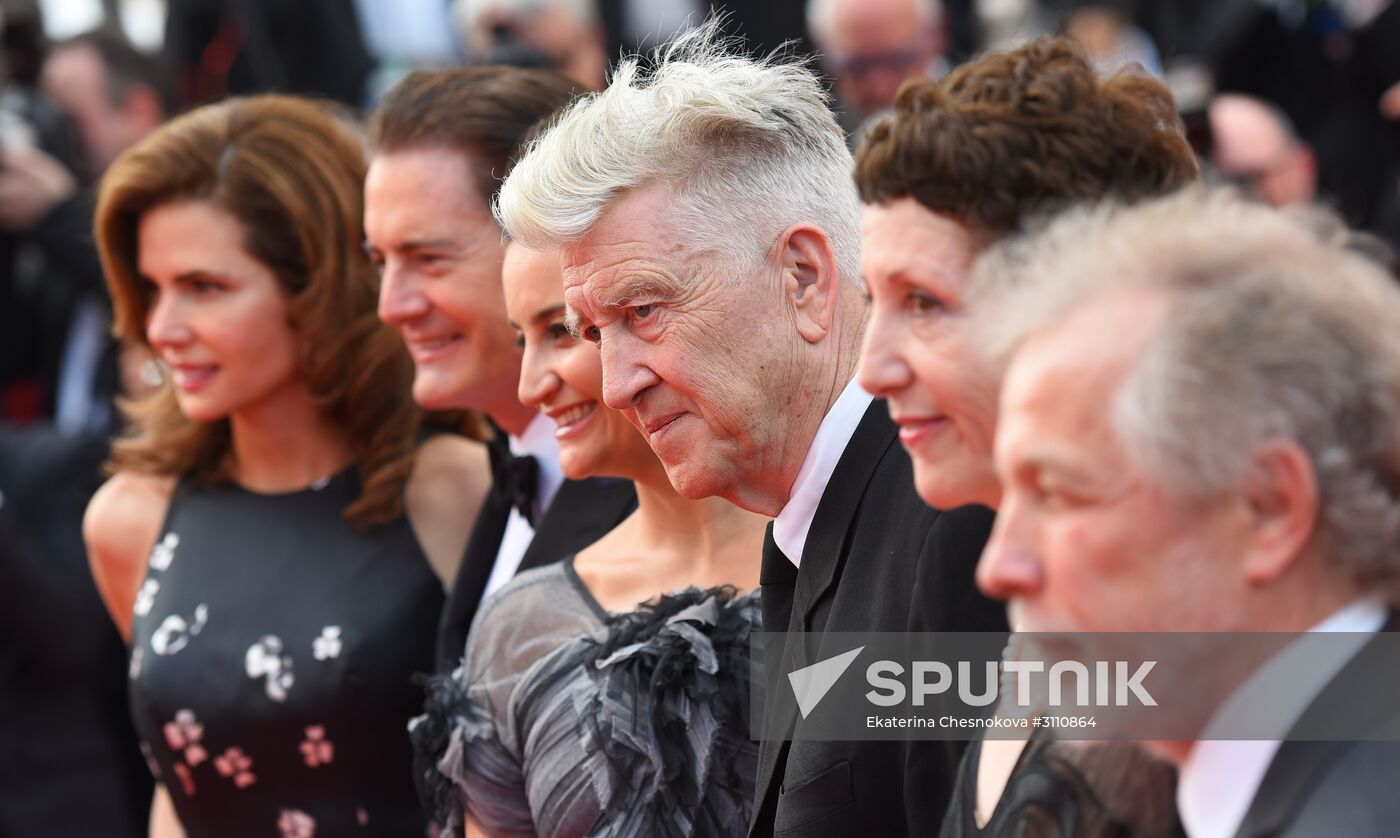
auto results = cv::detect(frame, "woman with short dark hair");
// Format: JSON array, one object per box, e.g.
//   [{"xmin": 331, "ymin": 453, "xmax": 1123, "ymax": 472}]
[{"xmin": 855, "ymin": 37, "xmax": 1197, "ymax": 838}]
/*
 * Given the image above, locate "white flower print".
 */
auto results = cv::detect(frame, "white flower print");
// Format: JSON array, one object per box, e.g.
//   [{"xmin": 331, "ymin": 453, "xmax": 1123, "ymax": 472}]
[
  {"xmin": 151, "ymin": 604, "xmax": 209, "ymax": 656},
  {"xmin": 245, "ymin": 635, "xmax": 295, "ymax": 702},
  {"xmin": 214, "ymin": 746, "xmax": 256, "ymax": 788},
  {"xmin": 299, "ymin": 725, "xmax": 334, "ymax": 767},
  {"xmin": 312, "ymin": 626, "xmax": 342, "ymax": 661},
  {"xmin": 133, "ymin": 578, "xmax": 159, "ymax": 617},
  {"xmin": 162, "ymin": 709, "xmax": 208, "ymax": 767},
  {"xmin": 277, "ymin": 808, "xmax": 316, "ymax": 837},
  {"xmin": 148, "ymin": 532, "xmax": 180, "ymax": 571},
  {"xmin": 129, "ymin": 647, "xmax": 143, "ymax": 680}
]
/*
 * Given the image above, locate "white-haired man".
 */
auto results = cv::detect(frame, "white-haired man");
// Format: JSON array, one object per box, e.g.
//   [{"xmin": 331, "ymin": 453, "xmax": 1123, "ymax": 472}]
[
  {"xmin": 498, "ymin": 24, "xmax": 1006, "ymax": 837},
  {"xmin": 974, "ymin": 187, "xmax": 1400, "ymax": 838}
]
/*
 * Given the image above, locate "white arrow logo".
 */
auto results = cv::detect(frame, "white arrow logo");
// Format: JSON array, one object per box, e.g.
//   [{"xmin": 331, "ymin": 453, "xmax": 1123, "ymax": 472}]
[{"xmin": 788, "ymin": 646, "xmax": 865, "ymax": 718}]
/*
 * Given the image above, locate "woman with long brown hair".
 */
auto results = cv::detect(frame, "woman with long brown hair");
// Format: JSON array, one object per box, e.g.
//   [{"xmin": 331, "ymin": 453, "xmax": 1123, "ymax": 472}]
[{"xmin": 83, "ymin": 94, "xmax": 489, "ymax": 836}]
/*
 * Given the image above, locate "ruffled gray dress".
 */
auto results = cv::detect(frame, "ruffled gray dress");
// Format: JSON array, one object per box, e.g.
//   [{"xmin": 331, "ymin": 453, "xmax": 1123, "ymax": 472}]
[{"xmin": 411, "ymin": 557, "xmax": 760, "ymax": 837}]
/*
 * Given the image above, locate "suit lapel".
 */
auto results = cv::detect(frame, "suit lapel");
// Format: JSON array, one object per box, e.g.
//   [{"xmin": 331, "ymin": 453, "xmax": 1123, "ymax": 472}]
[
  {"xmin": 751, "ymin": 402, "xmax": 899, "ymax": 836},
  {"xmin": 435, "ymin": 490, "xmax": 511, "ymax": 671},
  {"xmin": 789, "ymin": 399, "xmax": 899, "ymax": 633},
  {"xmin": 1235, "ymin": 611, "xmax": 1400, "ymax": 838},
  {"xmin": 516, "ymin": 476, "xmax": 636, "ymax": 574}
]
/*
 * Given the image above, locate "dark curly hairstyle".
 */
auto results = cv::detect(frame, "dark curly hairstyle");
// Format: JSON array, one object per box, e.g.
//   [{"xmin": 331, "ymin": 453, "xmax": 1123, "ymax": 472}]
[{"xmin": 854, "ymin": 36, "xmax": 1198, "ymax": 243}]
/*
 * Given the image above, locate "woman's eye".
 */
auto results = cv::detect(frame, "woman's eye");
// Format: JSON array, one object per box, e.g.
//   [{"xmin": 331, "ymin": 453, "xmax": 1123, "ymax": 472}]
[
  {"xmin": 905, "ymin": 291, "xmax": 944, "ymax": 315},
  {"xmin": 512, "ymin": 332, "xmax": 525, "ymax": 350},
  {"xmin": 190, "ymin": 280, "xmax": 223, "ymax": 295},
  {"xmin": 548, "ymin": 322, "xmax": 573, "ymax": 341}
]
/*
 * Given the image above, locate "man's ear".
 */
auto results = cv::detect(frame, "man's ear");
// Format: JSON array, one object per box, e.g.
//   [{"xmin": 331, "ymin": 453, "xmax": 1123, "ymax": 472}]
[
  {"xmin": 1239, "ymin": 439, "xmax": 1319, "ymax": 586},
  {"xmin": 778, "ymin": 224, "xmax": 841, "ymax": 344}
]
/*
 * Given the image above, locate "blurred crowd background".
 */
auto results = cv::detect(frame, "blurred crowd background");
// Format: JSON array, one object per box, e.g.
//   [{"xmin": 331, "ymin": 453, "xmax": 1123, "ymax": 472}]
[{"xmin": 0, "ymin": 0, "xmax": 1397, "ymax": 833}]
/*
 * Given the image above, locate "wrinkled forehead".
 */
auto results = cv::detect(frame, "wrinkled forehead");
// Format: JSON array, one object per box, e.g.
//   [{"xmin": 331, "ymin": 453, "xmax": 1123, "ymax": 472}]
[{"xmin": 998, "ymin": 292, "xmax": 1166, "ymax": 463}]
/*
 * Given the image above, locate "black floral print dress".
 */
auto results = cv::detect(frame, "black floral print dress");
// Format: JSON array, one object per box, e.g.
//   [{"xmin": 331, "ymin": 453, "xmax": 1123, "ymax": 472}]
[{"xmin": 127, "ymin": 469, "xmax": 442, "ymax": 836}]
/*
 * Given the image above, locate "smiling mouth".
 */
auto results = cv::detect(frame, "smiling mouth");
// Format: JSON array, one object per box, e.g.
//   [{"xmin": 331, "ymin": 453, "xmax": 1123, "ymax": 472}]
[
  {"xmin": 408, "ymin": 334, "xmax": 463, "ymax": 355},
  {"xmin": 169, "ymin": 364, "xmax": 218, "ymax": 391},
  {"xmin": 552, "ymin": 402, "xmax": 597, "ymax": 428},
  {"xmin": 893, "ymin": 415, "xmax": 948, "ymax": 445}
]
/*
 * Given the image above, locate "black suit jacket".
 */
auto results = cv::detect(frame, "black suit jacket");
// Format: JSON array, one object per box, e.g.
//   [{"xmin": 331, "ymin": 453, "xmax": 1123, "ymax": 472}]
[
  {"xmin": 1235, "ymin": 611, "xmax": 1400, "ymax": 838},
  {"xmin": 435, "ymin": 476, "xmax": 636, "ymax": 671},
  {"xmin": 751, "ymin": 399, "xmax": 1009, "ymax": 837}
]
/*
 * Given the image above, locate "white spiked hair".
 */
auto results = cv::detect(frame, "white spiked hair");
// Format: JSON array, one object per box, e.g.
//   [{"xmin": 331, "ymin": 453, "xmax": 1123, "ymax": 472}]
[{"xmin": 495, "ymin": 18, "xmax": 862, "ymax": 285}]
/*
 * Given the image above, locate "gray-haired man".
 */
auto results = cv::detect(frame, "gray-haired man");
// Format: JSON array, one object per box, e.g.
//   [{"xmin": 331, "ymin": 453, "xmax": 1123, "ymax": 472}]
[{"xmin": 974, "ymin": 187, "xmax": 1400, "ymax": 838}]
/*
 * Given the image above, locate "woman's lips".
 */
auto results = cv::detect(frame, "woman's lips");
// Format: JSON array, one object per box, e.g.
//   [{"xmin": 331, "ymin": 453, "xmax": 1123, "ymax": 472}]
[
  {"xmin": 551, "ymin": 401, "xmax": 599, "ymax": 439},
  {"xmin": 895, "ymin": 415, "xmax": 948, "ymax": 446},
  {"xmin": 170, "ymin": 364, "xmax": 218, "ymax": 392}
]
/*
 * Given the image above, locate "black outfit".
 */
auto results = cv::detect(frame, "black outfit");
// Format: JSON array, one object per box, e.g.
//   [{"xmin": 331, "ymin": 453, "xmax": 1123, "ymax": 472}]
[
  {"xmin": 128, "ymin": 469, "xmax": 441, "ymax": 836},
  {"xmin": 0, "ymin": 425, "xmax": 150, "ymax": 837},
  {"xmin": 750, "ymin": 399, "xmax": 1009, "ymax": 837},
  {"xmin": 1235, "ymin": 612, "xmax": 1400, "ymax": 838},
  {"xmin": 942, "ymin": 731, "xmax": 1182, "ymax": 838},
  {"xmin": 435, "ymin": 460, "xmax": 636, "ymax": 671}
]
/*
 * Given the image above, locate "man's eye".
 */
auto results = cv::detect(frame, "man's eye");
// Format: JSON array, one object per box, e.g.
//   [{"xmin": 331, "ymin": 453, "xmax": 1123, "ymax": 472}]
[
  {"xmin": 583, "ymin": 325, "xmax": 601, "ymax": 343},
  {"xmin": 632, "ymin": 304, "xmax": 654, "ymax": 319}
]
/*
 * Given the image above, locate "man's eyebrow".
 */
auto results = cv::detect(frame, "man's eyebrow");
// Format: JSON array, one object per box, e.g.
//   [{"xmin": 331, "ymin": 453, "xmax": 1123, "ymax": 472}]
[
  {"xmin": 563, "ymin": 304, "xmax": 587, "ymax": 338},
  {"xmin": 398, "ymin": 237, "xmax": 459, "ymax": 252},
  {"xmin": 599, "ymin": 275, "xmax": 681, "ymax": 309}
]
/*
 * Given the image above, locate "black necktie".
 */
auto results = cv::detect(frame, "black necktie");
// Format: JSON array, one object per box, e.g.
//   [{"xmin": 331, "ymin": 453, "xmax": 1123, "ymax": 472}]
[{"xmin": 488, "ymin": 437, "xmax": 538, "ymax": 526}]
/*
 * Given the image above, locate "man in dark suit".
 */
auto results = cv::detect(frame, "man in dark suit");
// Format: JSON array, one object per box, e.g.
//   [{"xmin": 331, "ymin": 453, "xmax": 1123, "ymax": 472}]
[
  {"xmin": 364, "ymin": 68, "xmax": 636, "ymax": 671},
  {"xmin": 971, "ymin": 187, "xmax": 1400, "ymax": 838},
  {"xmin": 495, "ymin": 21, "xmax": 1006, "ymax": 835}
]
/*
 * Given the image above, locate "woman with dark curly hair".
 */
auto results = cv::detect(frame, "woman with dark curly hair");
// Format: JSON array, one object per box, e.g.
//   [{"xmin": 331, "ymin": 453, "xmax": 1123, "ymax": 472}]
[
  {"xmin": 854, "ymin": 37, "xmax": 1198, "ymax": 838},
  {"xmin": 84, "ymin": 94, "xmax": 491, "ymax": 836},
  {"xmin": 410, "ymin": 239, "xmax": 767, "ymax": 837}
]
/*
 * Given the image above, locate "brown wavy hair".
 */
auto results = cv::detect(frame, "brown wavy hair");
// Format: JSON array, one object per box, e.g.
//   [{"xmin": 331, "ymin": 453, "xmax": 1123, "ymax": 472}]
[
  {"xmin": 854, "ymin": 36, "xmax": 1198, "ymax": 243},
  {"xmin": 96, "ymin": 94, "xmax": 420, "ymax": 529}
]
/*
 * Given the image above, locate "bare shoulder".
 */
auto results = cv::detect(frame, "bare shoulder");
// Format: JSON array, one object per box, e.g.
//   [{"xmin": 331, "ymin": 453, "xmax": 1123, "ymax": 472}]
[
  {"xmin": 83, "ymin": 471, "xmax": 176, "ymax": 641},
  {"xmin": 405, "ymin": 435, "xmax": 492, "ymax": 588}
]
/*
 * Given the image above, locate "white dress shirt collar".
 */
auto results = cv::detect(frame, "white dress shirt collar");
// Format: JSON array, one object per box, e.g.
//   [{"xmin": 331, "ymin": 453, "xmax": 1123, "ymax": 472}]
[
  {"xmin": 481, "ymin": 413, "xmax": 566, "ymax": 604},
  {"xmin": 771, "ymin": 378, "xmax": 874, "ymax": 567},
  {"xmin": 1176, "ymin": 597, "xmax": 1388, "ymax": 838}
]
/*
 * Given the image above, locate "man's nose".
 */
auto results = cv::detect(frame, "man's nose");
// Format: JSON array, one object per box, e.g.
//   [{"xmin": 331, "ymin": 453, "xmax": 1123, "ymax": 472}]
[
  {"xmin": 976, "ymin": 498, "xmax": 1045, "ymax": 603},
  {"xmin": 598, "ymin": 331, "xmax": 661, "ymax": 411},
  {"xmin": 377, "ymin": 263, "xmax": 429, "ymax": 325}
]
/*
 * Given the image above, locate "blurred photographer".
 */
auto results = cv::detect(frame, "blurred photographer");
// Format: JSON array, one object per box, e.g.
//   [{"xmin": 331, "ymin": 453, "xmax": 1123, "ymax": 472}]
[
  {"xmin": 453, "ymin": 0, "xmax": 608, "ymax": 89},
  {"xmin": 0, "ymin": 27, "xmax": 166, "ymax": 433}
]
